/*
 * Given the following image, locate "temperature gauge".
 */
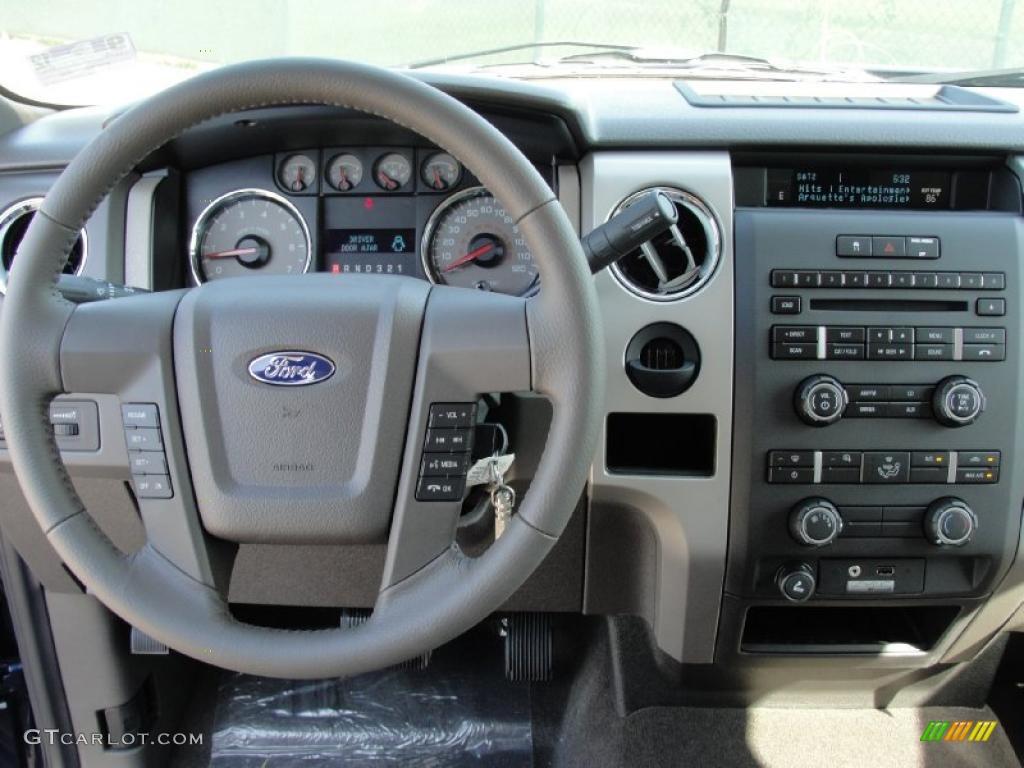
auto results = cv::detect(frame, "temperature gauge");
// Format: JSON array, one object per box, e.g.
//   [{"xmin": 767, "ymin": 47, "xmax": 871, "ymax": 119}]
[
  {"xmin": 421, "ymin": 152, "xmax": 462, "ymax": 191},
  {"xmin": 277, "ymin": 153, "xmax": 317, "ymax": 193},
  {"xmin": 326, "ymin": 153, "xmax": 364, "ymax": 191},
  {"xmin": 374, "ymin": 152, "xmax": 412, "ymax": 191}
]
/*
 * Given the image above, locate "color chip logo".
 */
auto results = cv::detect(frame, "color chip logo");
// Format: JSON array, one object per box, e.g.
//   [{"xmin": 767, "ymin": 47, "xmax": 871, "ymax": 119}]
[{"xmin": 920, "ymin": 721, "xmax": 997, "ymax": 742}]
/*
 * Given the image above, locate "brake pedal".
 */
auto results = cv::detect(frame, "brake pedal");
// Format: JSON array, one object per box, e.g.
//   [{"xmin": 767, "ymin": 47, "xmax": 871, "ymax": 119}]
[
  {"xmin": 503, "ymin": 613, "xmax": 552, "ymax": 682},
  {"xmin": 340, "ymin": 610, "xmax": 431, "ymax": 671}
]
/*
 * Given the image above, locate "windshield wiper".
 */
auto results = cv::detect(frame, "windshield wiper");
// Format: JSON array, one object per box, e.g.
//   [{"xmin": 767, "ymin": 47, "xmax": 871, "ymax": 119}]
[
  {"xmin": 887, "ymin": 67, "xmax": 1024, "ymax": 88},
  {"xmin": 405, "ymin": 41, "xmax": 633, "ymax": 70}
]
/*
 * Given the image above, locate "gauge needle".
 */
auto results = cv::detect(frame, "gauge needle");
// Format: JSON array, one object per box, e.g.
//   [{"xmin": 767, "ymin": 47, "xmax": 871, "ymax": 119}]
[
  {"xmin": 205, "ymin": 247, "xmax": 258, "ymax": 260},
  {"xmin": 443, "ymin": 242, "xmax": 493, "ymax": 272},
  {"xmin": 379, "ymin": 173, "xmax": 398, "ymax": 190}
]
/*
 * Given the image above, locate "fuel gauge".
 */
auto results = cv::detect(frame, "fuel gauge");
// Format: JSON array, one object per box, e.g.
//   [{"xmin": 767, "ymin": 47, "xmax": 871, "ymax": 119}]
[
  {"xmin": 278, "ymin": 153, "xmax": 317, "ymax": 193},
  {"xmin": 326, "ymin": 153, "xmax": 364, "ymax": 191},
  {"xmin": 421, "ymin": 152, "xmax": 462, "ymax": 191}
]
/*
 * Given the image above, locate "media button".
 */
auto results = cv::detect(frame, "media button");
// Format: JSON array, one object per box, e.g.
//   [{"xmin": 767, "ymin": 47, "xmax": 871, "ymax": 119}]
[
  {"xmin": 914, "ymin": 343, "xmax": 953, "ymax": 361},
  {"xmin": 916, "ymin": 327, "xmax": 953, "ymax": 344},
  {"xmin": 846, "ymin": 385, "xmax": 888, "ymax": 401},
  {"xmin": 826, "ymin": 327, "xmax": 865, "ymax": 343}
]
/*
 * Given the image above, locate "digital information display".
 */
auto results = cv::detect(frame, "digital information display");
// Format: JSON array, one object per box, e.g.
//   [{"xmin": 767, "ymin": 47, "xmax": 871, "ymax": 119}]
[
  {"xmin": 766, "ymin": 168, "xmax": 951, "ymax": 209},
  {"xmin": 324, "ymin": 228, "xmax": 417, "ymax": 275}
]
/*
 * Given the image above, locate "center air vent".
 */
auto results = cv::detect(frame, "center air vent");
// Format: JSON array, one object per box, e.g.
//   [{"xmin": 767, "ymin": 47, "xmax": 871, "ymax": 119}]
[
  {"xmin": 609, "ymin": 187, "xmax": 720, "ymax": 301},
  {"xmin": 0, "ymin": 197, "xmax": 87, "ymax": 293}
]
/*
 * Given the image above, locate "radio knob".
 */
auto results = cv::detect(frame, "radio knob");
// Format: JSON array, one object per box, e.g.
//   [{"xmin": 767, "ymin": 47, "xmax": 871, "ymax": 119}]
[
  {"xmin": 932, "ymin": 376, "xmax": 985, "ymax": 427},
  {"xmin": 794, "ymin": 374, "xmax": 848, "ymax": 426},
  {"xmin": 924, "ymin": 497, "xmax": 978, "ymax": 547},
  {"xmin": 776, "ymin": 563, "xmax": 816, "ymax": 602},
  {"xmin": 789, "ymin": 498, "xmax": 844, "ymax": 546}
]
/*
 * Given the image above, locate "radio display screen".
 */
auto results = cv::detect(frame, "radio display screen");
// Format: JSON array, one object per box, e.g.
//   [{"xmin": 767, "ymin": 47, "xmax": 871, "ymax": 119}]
[
  {"xmin": 324, "ymin": 228, "xmax": 416, "ymax": 275},
  {"xmin": 766, "ymin": 167, "xmax": 951, "ymax": 209}
]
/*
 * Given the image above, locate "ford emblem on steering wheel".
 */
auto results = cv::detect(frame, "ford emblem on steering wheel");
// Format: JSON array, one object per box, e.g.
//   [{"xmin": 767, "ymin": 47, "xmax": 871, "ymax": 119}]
[{"xmin": 247, "ymin": 351, "xmax": 336, "ymax": 386}]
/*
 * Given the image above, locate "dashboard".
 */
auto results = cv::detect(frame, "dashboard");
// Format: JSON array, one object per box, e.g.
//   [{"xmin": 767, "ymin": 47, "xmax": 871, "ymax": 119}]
[{"xmin": 1, "ymin": 73, "xmax": 1024, "ymax": 691}]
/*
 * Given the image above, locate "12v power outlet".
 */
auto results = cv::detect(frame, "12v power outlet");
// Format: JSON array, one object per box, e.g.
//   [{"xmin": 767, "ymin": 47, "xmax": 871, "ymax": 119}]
[{"xmin": 624, "ymin": 322, "xmax": 701, "ymax": 398}]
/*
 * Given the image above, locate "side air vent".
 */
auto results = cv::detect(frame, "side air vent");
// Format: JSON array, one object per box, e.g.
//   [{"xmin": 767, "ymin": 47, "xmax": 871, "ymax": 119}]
[
  {"xmin": 609, "ymin": 187, "xmax": 720, "ymax": 301},
  {"xmin": 0, "ymin": 198, "xmax": 87, "ymax": 293}
]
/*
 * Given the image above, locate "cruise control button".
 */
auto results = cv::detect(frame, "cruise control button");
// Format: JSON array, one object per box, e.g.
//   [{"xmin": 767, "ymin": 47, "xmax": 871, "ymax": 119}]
[
  {"xmin": 129, "ymin": 451, "xmax": 168, "ymax": 475},
  {"xmin": 769, "ymin": 450, "xmax": 815, "ymax": 468},
  {"xmin": 428, "ymin": 403, "xmax": 476, "ymax": 428},
  {"xmin": 863, "ymin": 451, "xmax": 910, "ymax": 484},
  {"xmin": 416, "ymin": 475, "xmax": 467, "ymax": 501},
  {"xmin": 421, "ymin": 453, "xmax": 471, "ymax": 476},
  {"xmin": 962, "ymin": 344, "xmax": 1005, "ymax": 361},
  {"xmin": 121, "ymin": 403, "xmax": 159, "ymax": 428},
  {"xmin": 124, "ymin": 427, "xmax": 162, "ymax": 451},
  {"xmin": 132, "ymin": 474, "xmax": 173, "ymax": 499},
  {"xmin": 872, "ymin": 236, "xmax": 906, "ymax": 257},
  {"xmin": 424, "ymin": 428, "xmax": 473, "ymax": 452}
]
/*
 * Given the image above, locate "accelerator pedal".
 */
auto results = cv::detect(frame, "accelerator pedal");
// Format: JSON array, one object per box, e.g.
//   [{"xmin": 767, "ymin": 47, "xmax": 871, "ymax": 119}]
[
  {"xmin": 503, "ymin": 613, "xmax": 552, "ymax": 682},
  {"xmin": 340, "ymin": 609, "xmax": 431, "ymax": 671}
]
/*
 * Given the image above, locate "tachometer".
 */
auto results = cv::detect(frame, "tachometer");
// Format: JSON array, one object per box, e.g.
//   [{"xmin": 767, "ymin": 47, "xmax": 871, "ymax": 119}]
[
  {"xmin": 422, "ymin": 187, "xmax": 538, "ymax": 296},
  {"xmin": 189, "ymin": 189, "xmax": 311, "ymax": 284}
]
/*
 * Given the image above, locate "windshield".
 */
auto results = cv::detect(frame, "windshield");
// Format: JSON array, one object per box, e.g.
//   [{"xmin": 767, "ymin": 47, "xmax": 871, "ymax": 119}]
[{"xmin": 2, "ymin": 0, "xmax": 1023, "ymax": 105}]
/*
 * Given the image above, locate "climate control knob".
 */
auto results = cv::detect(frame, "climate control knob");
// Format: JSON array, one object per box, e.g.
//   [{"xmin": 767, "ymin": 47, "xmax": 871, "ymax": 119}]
[
  {"xmin": 789, "ymin": 498, "xmax": 844, "ymax": 546},
  {"xmin": 776, "ymin": 563, "xmax": 816, "ymax": 602},
  {"xmin": 924, "ymin": 497, "xmax": 978, "ymax": 547},
  {"xmin": 932, "ymin": 376, "xmax": 985, "ymax": 427},
  {"xmin": 794, "ymin": 374, "xmax": 848, "ymax": 426}
]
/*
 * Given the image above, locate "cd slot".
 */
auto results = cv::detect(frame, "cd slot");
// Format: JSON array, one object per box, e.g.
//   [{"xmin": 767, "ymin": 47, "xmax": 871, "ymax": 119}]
[{"xmin": 809, "ymin": 299, "xmax": 968, "ymax": 312}]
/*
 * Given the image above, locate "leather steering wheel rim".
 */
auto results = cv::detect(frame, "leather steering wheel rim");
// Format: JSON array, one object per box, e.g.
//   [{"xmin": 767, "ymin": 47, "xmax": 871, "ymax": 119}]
[{"xmin": 0, "ymin": 59, "xmax": 603, "ymax": 678}]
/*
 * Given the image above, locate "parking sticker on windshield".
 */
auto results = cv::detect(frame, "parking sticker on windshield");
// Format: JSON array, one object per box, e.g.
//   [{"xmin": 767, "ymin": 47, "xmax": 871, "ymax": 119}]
[{"xmin": 30, "ymin": 33, "xmax": 136, "ymax": 86}]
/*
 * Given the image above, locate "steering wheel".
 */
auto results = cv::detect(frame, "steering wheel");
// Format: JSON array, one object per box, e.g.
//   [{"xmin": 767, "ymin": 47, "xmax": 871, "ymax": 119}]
[{"xmin": 0, "ymin": 59, "xmax": 603, "ymax": 678}]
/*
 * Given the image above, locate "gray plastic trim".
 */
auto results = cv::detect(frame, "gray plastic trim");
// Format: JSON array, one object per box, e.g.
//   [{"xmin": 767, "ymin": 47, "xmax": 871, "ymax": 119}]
[
  {"xmin": 580, "ymin": 151, "xmax": 734, "ymax": 664},
  {"xmin": 0, "ymin": 196, "xmax": 87, "ymax": 293},
  {"xmin": 123, "ymin": 171, "xmax": 167, "ymax": 290}
]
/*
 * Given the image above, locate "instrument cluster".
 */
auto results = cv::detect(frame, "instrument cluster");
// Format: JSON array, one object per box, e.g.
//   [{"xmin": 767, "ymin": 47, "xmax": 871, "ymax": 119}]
[{"xmin": 187, "ymin": 147, "xmax": 541, "ymax": 295}]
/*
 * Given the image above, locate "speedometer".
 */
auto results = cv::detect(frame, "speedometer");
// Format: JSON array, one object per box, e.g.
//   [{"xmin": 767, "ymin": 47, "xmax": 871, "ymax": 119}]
[
  {"xmin": 189, "ymin": 189, "xmax": 311, "ymax": 283},
  {"xmin": 421, "ymin": 187, "xmax": 538, "ymax": 296}
]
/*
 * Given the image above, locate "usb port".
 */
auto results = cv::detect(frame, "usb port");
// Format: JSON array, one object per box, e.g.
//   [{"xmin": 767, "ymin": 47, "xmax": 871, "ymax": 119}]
[{"xmin": 876, "ymin": 565, "xmax": 895, "ymax": 577}]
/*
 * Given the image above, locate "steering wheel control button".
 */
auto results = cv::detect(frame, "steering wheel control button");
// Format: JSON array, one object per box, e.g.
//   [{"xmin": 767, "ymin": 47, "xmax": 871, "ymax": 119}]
[
  {"xmin": 421, "ymin": 453, "xmax": 470, "ymax": 477},
  {"xmin": 415, "ymin": 476, "xmax": 466, "ymax": 503},
  {"xmin": 123, "ymin": 427, "xmax": 163, "ymax": 451},
  {"xmin": 427, "ymin": 403, "xmax": 477, "ymax": 429},
  {"xmin": 44, "ymin": 399, "xmax": 100, "ymax": 451},
  {"xmin": 129, "ymin": 451, "xmax": 168, "ymax": 475},
  {"xmin": 863, "ymin": 451, "xmax": 910, "ymax": 484},
  {"xmin": 424, "ymin": 428, "xmax": 472, "ymax": 453},
  {"xmin": 121, "ymin": 403, "xmax": 159, "ymax": 428},
  {"xmin": 776, "ymin": 564, "xmax": 816, "ymax": 602},
  {"xmin": 132, "ymin": 474, "xmax": 173, "ymax": 500}
]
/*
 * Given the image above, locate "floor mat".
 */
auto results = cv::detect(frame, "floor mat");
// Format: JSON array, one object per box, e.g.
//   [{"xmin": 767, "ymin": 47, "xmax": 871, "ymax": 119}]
[
  {"xmin": 208, "ymin": 667, "xmax": 533, "ymax": 767},
  {"xmin": 619, "ymin": 705, "xmax": 1020, "ymax": 768}
]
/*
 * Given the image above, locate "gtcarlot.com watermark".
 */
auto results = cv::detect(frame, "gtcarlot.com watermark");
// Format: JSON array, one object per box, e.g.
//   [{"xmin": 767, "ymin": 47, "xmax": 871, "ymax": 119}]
[{"xmin": 25, "ymin": 729, "xmax": 203, "ymax": 748}]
